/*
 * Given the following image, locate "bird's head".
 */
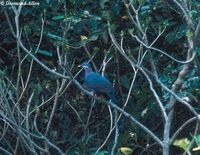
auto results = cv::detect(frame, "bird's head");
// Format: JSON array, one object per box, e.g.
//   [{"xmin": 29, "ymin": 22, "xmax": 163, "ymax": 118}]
[
  {"xmin": 79, "ymin": 62, "xmax": 93, "ymax": 74},
  {"xmin": 79, "ymin": 62, "xmax": 91, "ymax": 69}
]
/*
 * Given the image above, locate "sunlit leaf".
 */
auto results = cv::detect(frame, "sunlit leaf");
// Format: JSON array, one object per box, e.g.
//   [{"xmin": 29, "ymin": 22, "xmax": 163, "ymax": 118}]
[
  {"xmin": 141, "ymin": 107, "xmax": 148, "ymax": 117},
  {"xmin": 186, "ymin": 31, "xmax": 193, "ymax": 38},
  {"xmin": 121, "ymin": 16, "xmax": 129, "ymax": 20},
  {"xmin": 80, "ymin": 35, "xmax": 88, "ymax": 41},
  {"xmin": 119, "ymin": 147, "xmax": 133, "ymax": 155},
  {"xmin": 173, "ymin": 138, "xmax": 191, "ymax": 151}
]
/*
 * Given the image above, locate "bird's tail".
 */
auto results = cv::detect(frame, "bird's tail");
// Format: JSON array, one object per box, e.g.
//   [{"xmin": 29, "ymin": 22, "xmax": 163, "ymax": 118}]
[
  {"xmin": 111, "ymin": 94, "xmax": 118, "ymax": 104},
  {"xmin": 107, "ymin": 92, "xmax": 119, "ymax": 105}
]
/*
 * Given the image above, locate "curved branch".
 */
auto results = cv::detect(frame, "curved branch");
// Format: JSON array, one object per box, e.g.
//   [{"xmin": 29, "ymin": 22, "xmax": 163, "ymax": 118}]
[
  {"xmin": 170, "ymin": 117, "xmax": 196, "ymax": 144},
  {"xmin": 132, "ymin": 34, "xmax": 196, "ymax": 64},
  {"xmin": 108, "ymin": 22, "xmax": 168, "ymax": 122}
]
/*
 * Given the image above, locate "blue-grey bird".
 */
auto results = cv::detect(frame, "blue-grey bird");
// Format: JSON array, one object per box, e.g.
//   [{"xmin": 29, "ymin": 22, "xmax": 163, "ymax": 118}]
[{"xmin": 79, "ymin": 62, "xmax": 118, "ymax": 104}]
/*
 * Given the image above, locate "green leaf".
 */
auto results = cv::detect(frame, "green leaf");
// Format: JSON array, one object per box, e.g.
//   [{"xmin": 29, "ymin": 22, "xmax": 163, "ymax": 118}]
[
  {"xmin": 141, "ymin": 107, "xmax": 148, "ymax": 117},
  {"xmin": 165, "ymin": 32, "xmax": 176, "ymax": 44},
  {"xmin": 23, "ymin": 25, "xmax": 32, "ymax": 34},
  {"xmin": 163, "ymin": 20, "xmax": 176, "ymax": 27},
  {"xmin": 193, "ymin": 134, "xmax": 200, "ymax": 146},
  {"xmin": 176, "ymin": 25, "xmax": 186, "ymax": 39},
  {"xmin": 80, "ymin": 35, "xmax": 88, "ymax": 41},
  {"xmin": 120, "ymin": 147, "xmax": 134, "ymax": 155},
  {"xmin": 96, "ymin": 151, "xmax": 109, "ymax": 155},
  {"xmin": 110, "ymin": 1, "xmax": 120, "ymax": 15},
  {"xmin": 89, "ymin": 33, "xmax": 99, "ymax": 41},
  {"xmin": 37, "ymin": 49, "xmax": 52, "ymax": 57},
  {"xmin": 191, "ymin": 134, "xmax": 200, "ymax": 151},
  {"xmin": 173, "ymin": 138, "xmax": 191, "ymax": 151},
  {"xmin": 99, "ymin": 0, "xmax": 109, "ymax": 9},
  {"xmin": 47, "ymin": 33, "xmax": 65, "ymax": 41},
  {"xmin": 120, "ymin": 30, "xmax": 124, "ymax": 37},
  {"xmin": 196, "ymin": 47, "xmax": 200, "ymax": 55},
  {"xmin": 66, "ymin": 16, "xmax": 81, "ymax": 23},
  {"xmin": 52, "ymin": 15, "xmax": 65, "ymax": 20},
  {"xmin": 0, "ymin": 70, "xmax": 6, "ymax": 78},
  {"xmin": 186, "ymin": 31, "xmax": 193, "ymax": 38},
  {"xmin": 102, "ymin": 11, "xmax": 112, "ymax": 20},
  {"xmin": 121, "ymin": 74, "xmax": 131, "ymax": 89},
  {"xmin": 164, "ymin": 104, "xmax": 171, "ymax": 110},
  {"xmin": 137, "ymin": 0, "xmax": 146, "ymax": 5},
  {"xmin": 189, "ymin": 10, "xmax": 197, "ymax": 17},
  {"xmin": 128, "ymin": 28, "xmax": 134, "ymax": 35}
]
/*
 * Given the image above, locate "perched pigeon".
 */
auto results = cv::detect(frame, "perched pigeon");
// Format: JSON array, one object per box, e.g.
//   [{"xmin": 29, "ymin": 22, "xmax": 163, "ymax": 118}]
[{"xmin": 79, "ymin": 62, "xmax": 118, "ymax": 104}]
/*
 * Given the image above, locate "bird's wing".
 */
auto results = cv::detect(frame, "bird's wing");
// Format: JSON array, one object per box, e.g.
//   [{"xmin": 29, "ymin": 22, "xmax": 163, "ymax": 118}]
[{"xmin": 85, "ymin": 73, "xmax": 114, "ymax": 93}]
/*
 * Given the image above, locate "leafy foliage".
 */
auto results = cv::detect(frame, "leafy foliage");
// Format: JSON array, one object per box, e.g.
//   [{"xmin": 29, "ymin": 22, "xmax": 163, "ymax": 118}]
[{"xmin": 0, "ymin": 0, "xmax": 200, "ymax": 155}]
